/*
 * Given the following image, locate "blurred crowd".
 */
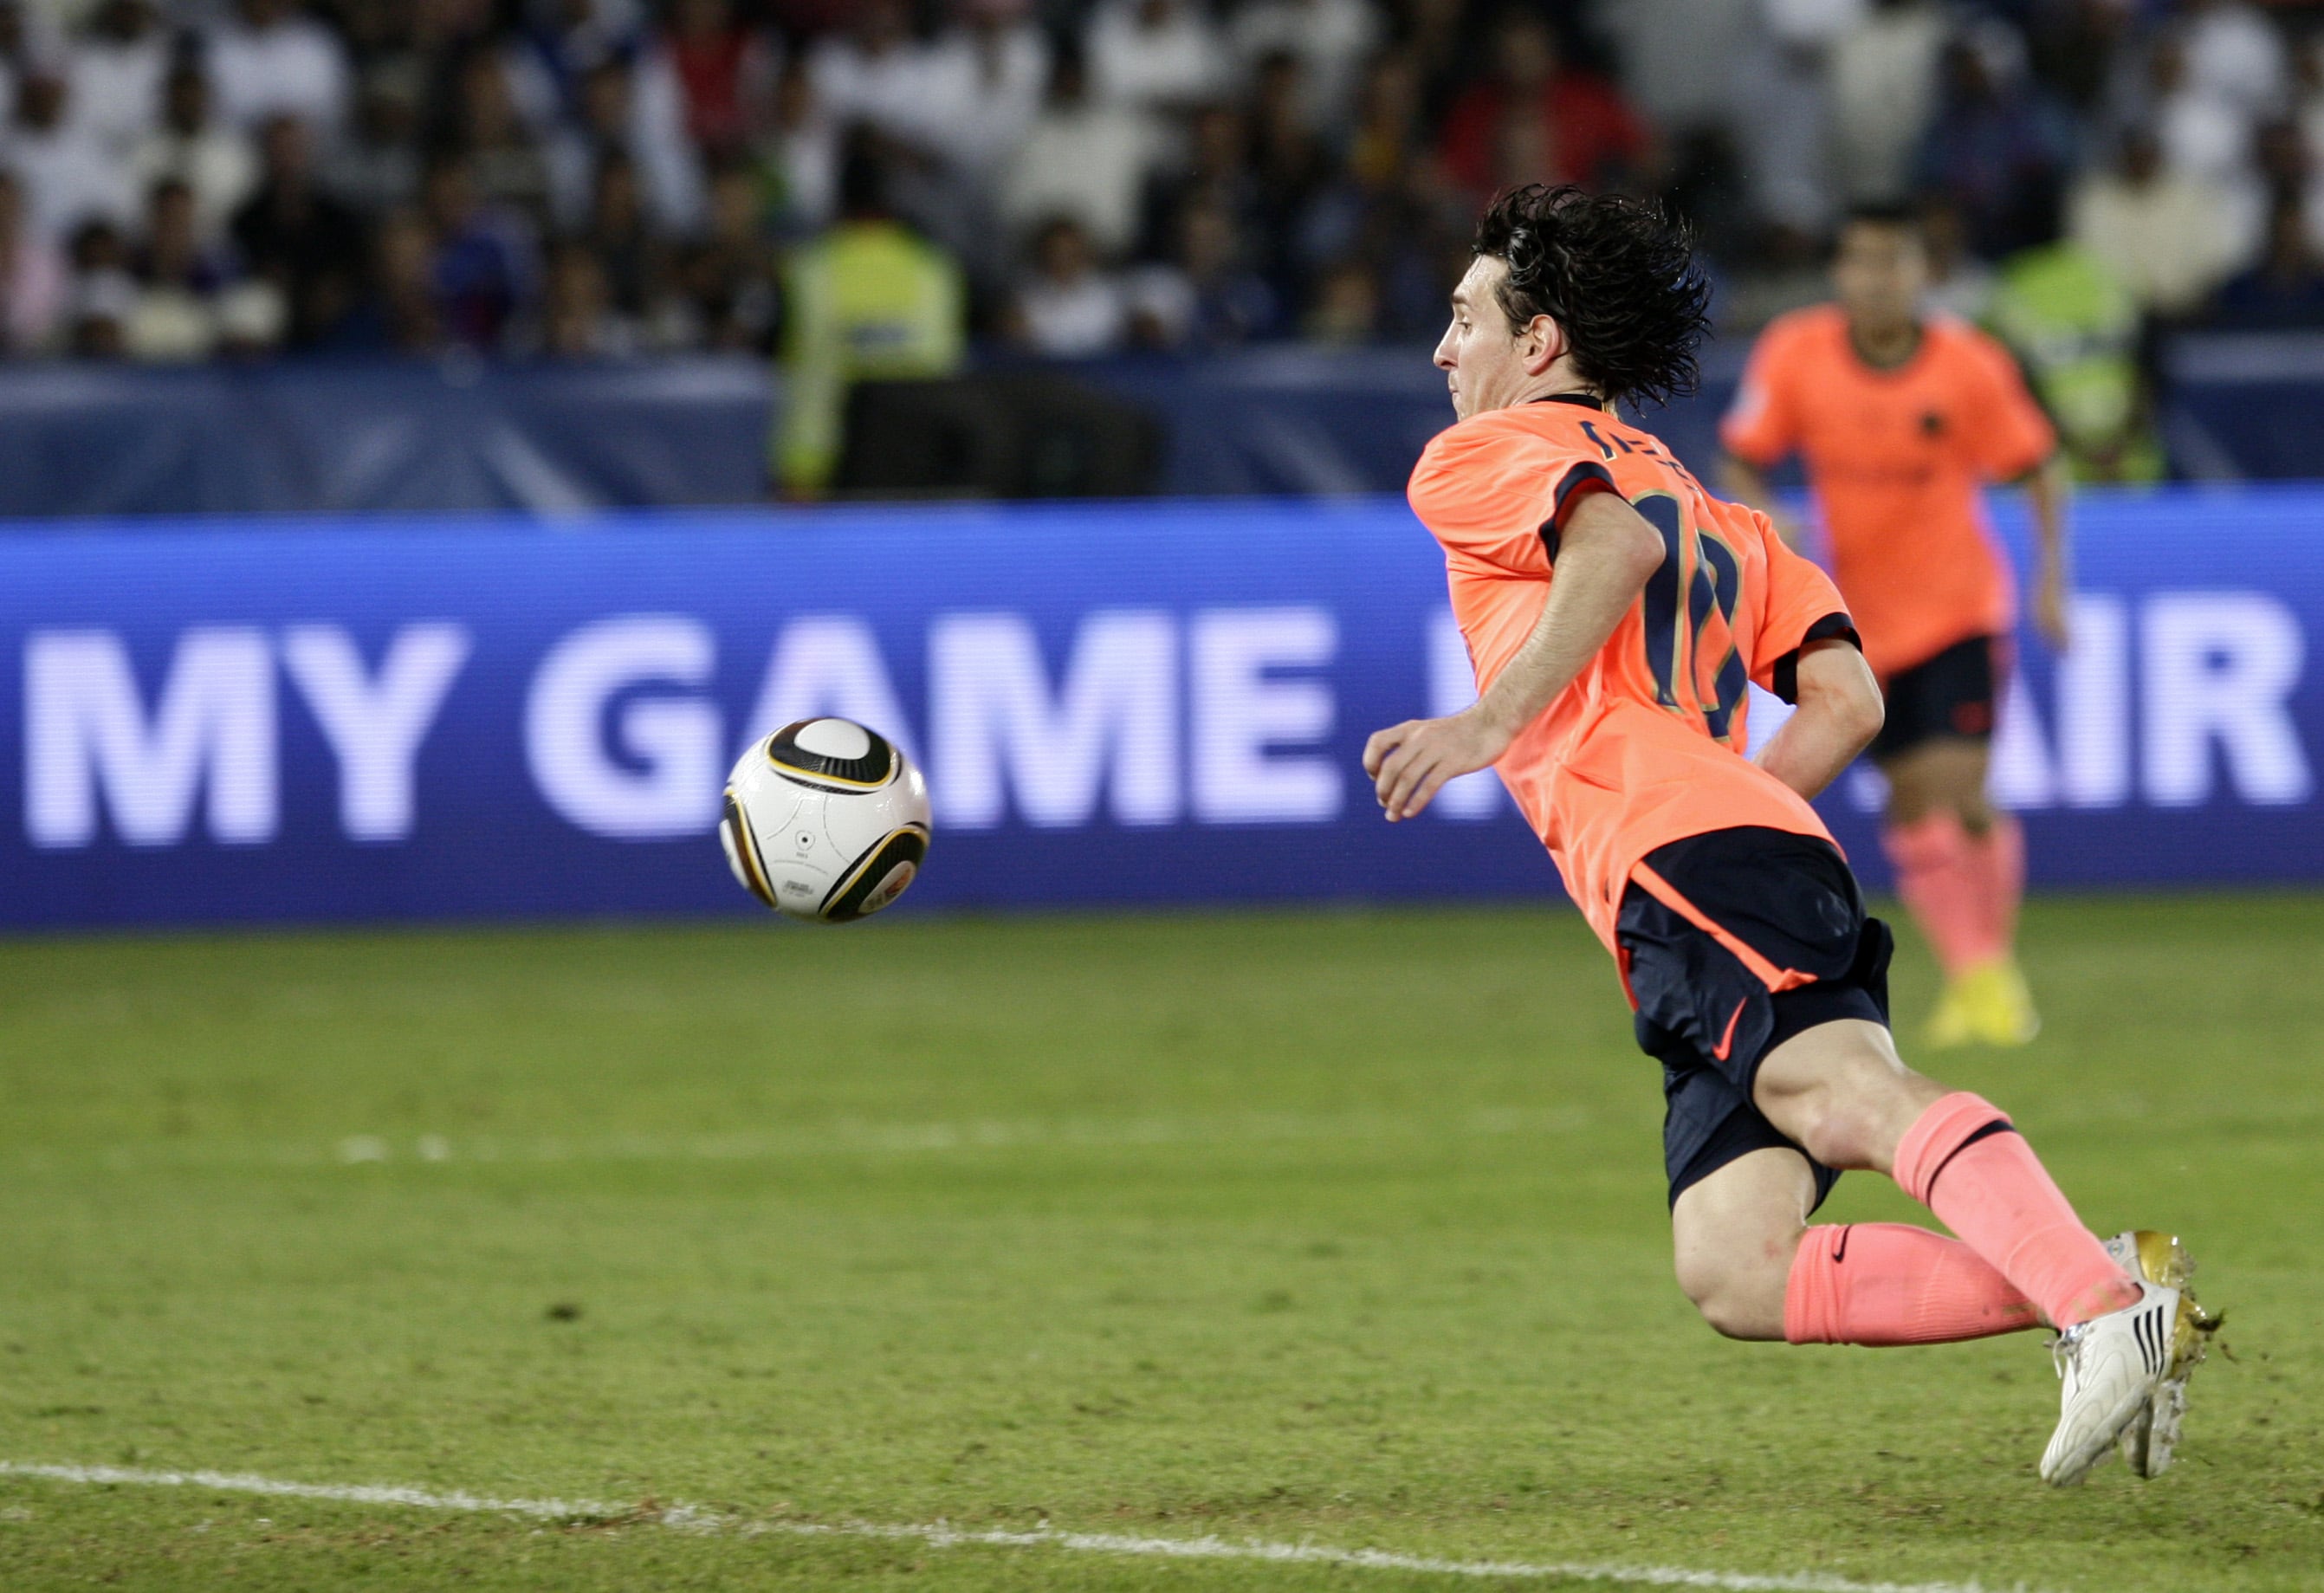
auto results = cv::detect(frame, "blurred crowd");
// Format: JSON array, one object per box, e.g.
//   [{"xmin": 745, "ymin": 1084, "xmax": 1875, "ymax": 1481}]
[{"xmin": 4, "ymin": 0, "xmax": 2324, "ymax": 369}]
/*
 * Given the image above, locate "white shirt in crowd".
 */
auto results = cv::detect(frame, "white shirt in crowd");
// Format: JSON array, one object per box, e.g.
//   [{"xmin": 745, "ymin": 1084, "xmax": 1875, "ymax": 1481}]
[
  {"xmin": 1123, "ymin": 261, "xmax": 1194, "ymax": 346},
  {"xmin": 1088, "ymin": 0, "xmax": 1227, "ymax": 112},
  {"xmin": 26, "ymin": 0, "xmax": 120, "ymax": 29},
  {"xmin": 1828, "ymin": 0, "xmax": 1945, "ymax": 204},
  {"xmin": 1227, "ymin": 0, "xmax": 1377, "ymax": 125},
  {"xmin": 765, "ymin": 113, "xmax": 836, "ymax": 232},
  {"xmin": 920, "ymin": 21, "xmax": 1050, "ymax": 178},
  {"xmin": 1735, "ymin": 0, "xmax": 1841, "ymax": 232},
  {"xmin": 545, "ymin": 55, "xmax": 704, "ymax": 237},
  {"xmin": 629, "ymin": 52, "xmax": 707, "ymax": 236},
  {"xmin": 126, "ymin": 277, "xmax": 286, "ymax": 361},
  {"xmin": 1017, "ymin": 269, "xmax": 1127, "ymax": 357},
  {"xmin": 1000, "ymin": 99, "xmax": 1156, "ymax": 258},
  {"xmin": 1589, "ymin": 0, "xmax": 1755, "ymax": 133},
  {"xmin": 2157, "ymin": 78, "xmax": 2256, "ymax": 188},
  {"xmin": 2178, "ymin": 0, "xmax": 2288, "ymax": 120},
  {"xmin": 1759, "ymin": 0, "xmax": 1862, "ymax": 49},
  {"xmin": 2068, "ymin": 166, "xmax": 2244, "ymax": 316},
  {"xmin": 5, "ymin": 119, "xmax": 137, "ymax": 239},
  {"xmin": 5, "ymin": 3, "xmax": 67, "ymax": 72},
  {"xmin": 131, "ymin": 123, "xmax": 258, "ymax": 247},
  {"xmin": 69, "ymin": 27, "xmax": 168, "ymax": 153},
  {"xmin": 810, "ymin": 23, "xmax": 941, "ymax": 146},
  {"xmin": 205, "ymin": 8, "xmax": 352, "ymax": 136}
]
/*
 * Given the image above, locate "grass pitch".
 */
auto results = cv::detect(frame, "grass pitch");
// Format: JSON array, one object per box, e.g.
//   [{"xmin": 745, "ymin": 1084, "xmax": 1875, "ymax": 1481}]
[{"xmin": 0, "ymin": 897, "xmax": 2318, "ymax": 1591}]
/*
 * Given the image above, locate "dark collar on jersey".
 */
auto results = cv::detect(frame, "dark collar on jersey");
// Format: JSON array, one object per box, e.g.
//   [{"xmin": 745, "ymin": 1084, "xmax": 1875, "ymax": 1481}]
[{"xmin": 1530, "ymin": 392, "xmax": 1609, "ymax": 411}]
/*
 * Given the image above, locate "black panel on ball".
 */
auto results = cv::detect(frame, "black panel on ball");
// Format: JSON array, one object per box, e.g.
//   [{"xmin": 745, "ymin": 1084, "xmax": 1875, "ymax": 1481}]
[
  {"xmin": 767, "ymin": 719, "xmax": 898, "ymax": 790},
  {"xmin": 721, "ymin": 792, "xmax": 779, "ymax": 910},
  {"xmin": 821, "ymin": 827, "xmax": 931, "ymax": 922}
]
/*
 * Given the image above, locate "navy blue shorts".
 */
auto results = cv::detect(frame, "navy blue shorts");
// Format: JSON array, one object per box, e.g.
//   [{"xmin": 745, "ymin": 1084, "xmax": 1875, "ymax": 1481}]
[
  {"xmin": 1616, "ymin": 826, "xmax": 1894, "ymax": 1213},
  {"xmin": 1870, "ymin": 632, "xmax": 2002, "ymax": 762}
]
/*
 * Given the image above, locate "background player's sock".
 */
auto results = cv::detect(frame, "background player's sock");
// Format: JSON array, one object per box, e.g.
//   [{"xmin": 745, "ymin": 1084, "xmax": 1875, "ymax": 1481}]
[
  {"xmin": 1881, "ymin": 813, "xmax": 1997, "ymax": 976},
  {"xmin": 1784, "ymin": 1222, "xmax": 2040, "ymax": 1344},
  {"xmin": 1893, "ymin": 1091, "xmax": 2138, "ymax": 1328},
  {"xmin": 1962, "ymin": 813, "xmax": 2026, "ymax": 958}
]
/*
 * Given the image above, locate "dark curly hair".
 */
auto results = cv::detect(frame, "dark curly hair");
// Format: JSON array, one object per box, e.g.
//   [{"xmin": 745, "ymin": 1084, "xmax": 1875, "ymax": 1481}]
[{"xmin": 1471, "ymin": 185, "xmax": 1713, "ymax": 411}]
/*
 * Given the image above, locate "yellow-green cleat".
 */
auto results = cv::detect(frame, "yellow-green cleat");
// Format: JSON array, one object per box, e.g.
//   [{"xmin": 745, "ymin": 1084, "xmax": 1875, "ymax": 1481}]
[
  {"xmin": 2101, "ymin": 1230, "xmax": 2224, "ymax": 1478},
  {"xmin": 1924, "ymin": 980, "xmax": 1976, "ymax": 1049},
  {"xmin": 1926, "ymin": 960, "xmax": 2039, "ymax": 1048},
  {"xmin": 1965, "ymin": 959, "xmax": 2042, "ymax": 1046}
]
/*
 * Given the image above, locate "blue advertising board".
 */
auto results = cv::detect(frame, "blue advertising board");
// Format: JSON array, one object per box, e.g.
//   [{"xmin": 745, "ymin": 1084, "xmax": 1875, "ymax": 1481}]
[{"xmin": 0, "ymin": 489, "xmax": 2318, "ymax": 929}]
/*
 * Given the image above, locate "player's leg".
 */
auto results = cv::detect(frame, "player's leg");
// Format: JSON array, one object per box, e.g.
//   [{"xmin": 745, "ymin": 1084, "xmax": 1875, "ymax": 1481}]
[
  {"xmin": 1885, "ymin": 738, "xmax": 2033, "ymax": 1041},
  {"xmin": 1672, "ymin": 1143, "xmax": 2040, "ymax": 1345},
  {"xmin": 1672, "ymin": 1146, "xmax": 1816, "ymax": 1340},
  {"xmin": 1883, "ymin": 733, "xmax": 1994, "ymax": 830},
  {"xmin": 1751, "ymin": 1017, "xmax": 2181, "ymax": 1483},
  {"xmin": 1876, "ymin": 637, "xmax": 2034, "ymax": 1046},
  {"xmin": 1750, "ymin": 1017, "xmax": 2125, "ymax": 1318},
  {"xmin": 1624, "ymin": 826, "xmax": 2188, "ymax": 1480},
  {"xmin": 1641, "ymin": 845, "xmax": 2050, "ymax": 1355}
]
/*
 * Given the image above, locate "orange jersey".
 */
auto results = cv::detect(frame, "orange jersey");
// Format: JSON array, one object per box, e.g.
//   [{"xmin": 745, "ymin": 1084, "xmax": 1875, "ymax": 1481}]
[
  {"xmin": 1408, "ymin": 398, "xmax": 1857, "ymax": 958},
  {"xmin": 1719, "ymin": 305, "xmax": 2055, "ymax": 679}
]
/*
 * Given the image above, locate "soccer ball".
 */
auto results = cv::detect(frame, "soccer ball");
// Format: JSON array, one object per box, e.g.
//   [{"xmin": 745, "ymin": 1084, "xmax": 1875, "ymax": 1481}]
[{"xmin": 719, "ymin": 718, "xmax": 930, "ymax": 923}]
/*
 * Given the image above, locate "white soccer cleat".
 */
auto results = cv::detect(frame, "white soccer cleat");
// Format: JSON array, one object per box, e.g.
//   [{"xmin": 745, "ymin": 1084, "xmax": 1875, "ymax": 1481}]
[
  {"xmin": 2101, "ymin": 1231, "xmax": 2222, "ymax": 1479},
  {"xmin": 2039, "ymin": 1279, "xmax": 2178, "ymax": 1486}
]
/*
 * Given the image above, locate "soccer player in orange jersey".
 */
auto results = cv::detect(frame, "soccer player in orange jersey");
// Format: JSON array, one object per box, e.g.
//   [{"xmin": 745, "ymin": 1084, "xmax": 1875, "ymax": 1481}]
[
  {"xmin": 1364, "ymin": 185, "xmax": 2211, "ymax": 1482},
  {"xmin": 1719, "ymin": 204, "xmax": 2069, "ymax": 1048}
]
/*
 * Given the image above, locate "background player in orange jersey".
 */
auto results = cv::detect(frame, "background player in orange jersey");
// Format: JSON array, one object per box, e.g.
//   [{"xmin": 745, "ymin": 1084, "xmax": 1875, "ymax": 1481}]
[
  {"xmin": 1364, "ymin": 185, "xmax": 2210, "ymax": 1484},
  {"xmin": 1719, "ymin": 204, "xmax": 2070, "ymax": 1049}
]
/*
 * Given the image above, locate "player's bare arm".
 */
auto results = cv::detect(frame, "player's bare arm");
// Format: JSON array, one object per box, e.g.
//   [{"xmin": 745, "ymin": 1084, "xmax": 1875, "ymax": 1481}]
[
  {"xmin": 1364, "ymin": 490, "xmax": 1665, "ymax": 821},
  {"xmin": 2025, "ymin": 451, "xmax": 2073, "ymax": 651},
  {"xmin": 1751, "ymin": 639, "xmax": 1883, "ymax": 800}
]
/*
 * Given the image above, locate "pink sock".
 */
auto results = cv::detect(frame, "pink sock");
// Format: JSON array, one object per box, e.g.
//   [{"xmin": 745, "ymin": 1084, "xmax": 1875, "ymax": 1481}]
[
  {"xmin": 1784, "ymin": 1223, "xmax": 2041, "ymax": 1344},
  {"xmin": 1882, "ymin": 813, "xmax": 2003, "ymax": 976},
  {"xmin": 1961, "ymin": 813, "xmax": 2024, "ymax": 955},
  {"xmin": 1893, "ymin": 1092, "xmax": 2137, "ymax": 1328}
]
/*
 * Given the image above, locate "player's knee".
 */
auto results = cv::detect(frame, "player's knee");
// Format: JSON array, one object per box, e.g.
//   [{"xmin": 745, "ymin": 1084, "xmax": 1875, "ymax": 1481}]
[
  {"xmin": 1954, "ymin": 788, "xmax": 1997, "ymax": 834},
  {"xmin": 1783, "ymin": 1088, "xmax": 1886, "ymax": 1171},
  {"xmin": 1674, "ymin": 1250, "xmax": 1782, "ymax": 1340},
  {"xmin": 1928, "ymin": 752, "xmax": 1994, "ymax": 830},
  {"xmin": 1673, "ymin": 1251, "xmax": 1738, "ymax": 1333},
  {"xmin": 1686, "ymin": 1282, "xmax": 1762, "ymax": 1340},
  {"xmin": 1882, "ymin": 771, "xmax": 1934, "ymax": 826},
  {"xmin": 1782, "ymin": 1065, "xmax": 1939, "ymax": 1174}
]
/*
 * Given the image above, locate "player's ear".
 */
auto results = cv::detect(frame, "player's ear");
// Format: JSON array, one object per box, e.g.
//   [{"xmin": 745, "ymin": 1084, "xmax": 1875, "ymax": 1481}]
[{"xmin": 1523, "ymin": 314, "xmax": 1563, "ymax": 375}]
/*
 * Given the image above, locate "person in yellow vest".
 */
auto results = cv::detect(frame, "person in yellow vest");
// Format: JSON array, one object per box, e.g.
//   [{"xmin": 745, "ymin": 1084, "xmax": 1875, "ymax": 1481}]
[{"xmin": 774, "ymin": 138, "xmax": 967, "ymax": 497}]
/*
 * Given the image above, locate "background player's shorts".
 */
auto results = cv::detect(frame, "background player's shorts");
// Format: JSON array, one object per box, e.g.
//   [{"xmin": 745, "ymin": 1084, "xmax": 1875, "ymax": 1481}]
[
  {"xmin": 1615, "ymin": 826, "xmax": 1894, "ymax": 1213},
  {"xmin": 1869, "ymin": 632, "xmax": 2002, "ymax": 762}
]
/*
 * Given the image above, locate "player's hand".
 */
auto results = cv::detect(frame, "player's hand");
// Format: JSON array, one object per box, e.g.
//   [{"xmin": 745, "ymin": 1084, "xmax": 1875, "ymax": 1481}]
[
  {"xmin": 2035, "ymin": 569, "xmax": 2071, "ymax": 651},
  {"xmin": 1363, "ymin": 708, "xmax": 1512, "ymax": 822}
]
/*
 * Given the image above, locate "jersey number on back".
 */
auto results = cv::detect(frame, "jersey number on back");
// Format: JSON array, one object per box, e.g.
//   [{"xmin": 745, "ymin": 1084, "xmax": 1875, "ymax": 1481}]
[{"xmin": 1635, "ymin": 495, "xmax": 1748, "ymax": 743}]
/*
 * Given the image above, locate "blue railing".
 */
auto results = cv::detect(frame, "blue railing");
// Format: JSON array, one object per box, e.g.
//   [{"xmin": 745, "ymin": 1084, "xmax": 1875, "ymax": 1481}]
[{"xmin": 1, "ymin": 333, "xmax": 2321, "ymax": 516}]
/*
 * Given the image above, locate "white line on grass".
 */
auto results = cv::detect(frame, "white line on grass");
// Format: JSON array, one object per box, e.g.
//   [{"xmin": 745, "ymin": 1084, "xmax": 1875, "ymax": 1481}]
[
  {"xmin": 10, "ymin": 1105, "xmax": 1601, "ymax": 1176},
  {"xmin": 0, "ymin": 1460, "xmax": 2035, "ymax": 1593}
]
